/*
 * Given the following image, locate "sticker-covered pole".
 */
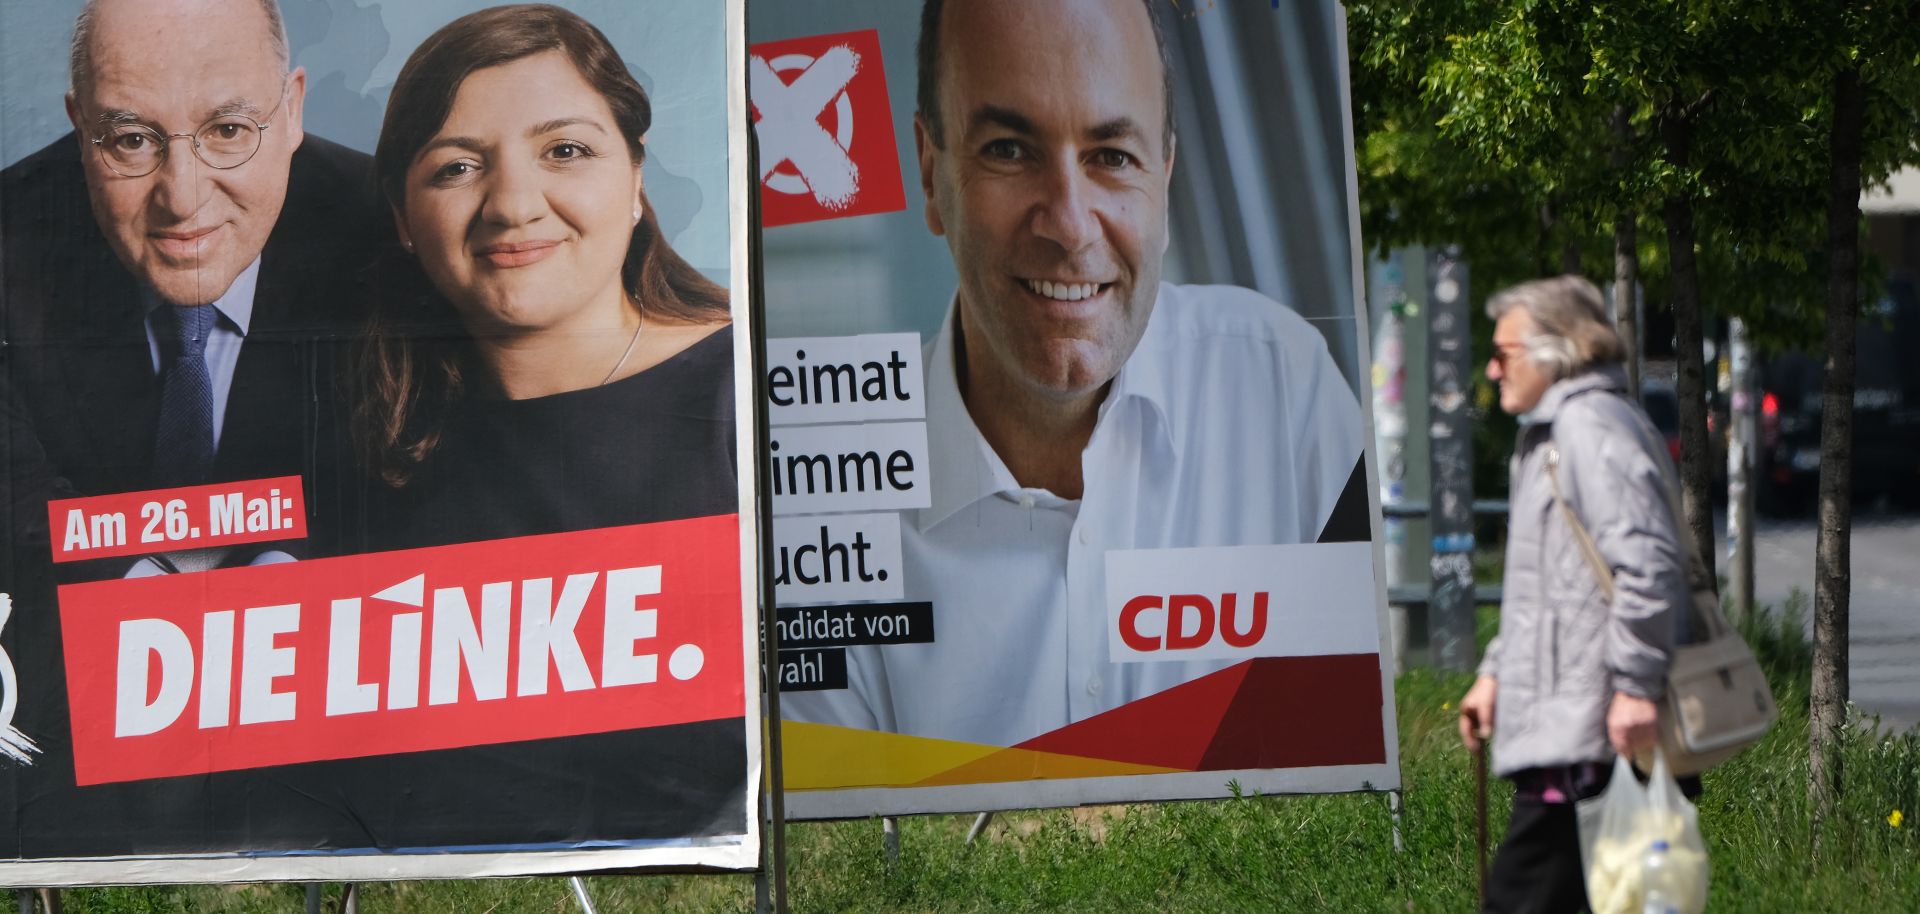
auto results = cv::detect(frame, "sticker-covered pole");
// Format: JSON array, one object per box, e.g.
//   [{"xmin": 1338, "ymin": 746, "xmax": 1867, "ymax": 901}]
[
  {"xmin": 1426, "ymin": 249, "xmax": 1476, "ymax": 672},
  {"xmin": 1726, "ymin": 318, "xmax": 1756, "ymax": 628}
]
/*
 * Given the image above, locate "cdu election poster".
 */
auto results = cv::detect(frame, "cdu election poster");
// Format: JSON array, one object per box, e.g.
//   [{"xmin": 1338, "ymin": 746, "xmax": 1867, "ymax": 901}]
[
  {"xmin": 753, "ymin": 0, "xmax": 1402, "ymax": 818},
  {"xmin": 0, "ymin": 0, "xmax": 761, "ymax": 883}
]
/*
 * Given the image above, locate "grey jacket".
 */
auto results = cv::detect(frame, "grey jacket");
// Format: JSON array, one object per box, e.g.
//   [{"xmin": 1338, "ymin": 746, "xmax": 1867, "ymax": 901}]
[{"xmin": 1480, "ymin": 366, "xmax": 1691, "ymax": 777}]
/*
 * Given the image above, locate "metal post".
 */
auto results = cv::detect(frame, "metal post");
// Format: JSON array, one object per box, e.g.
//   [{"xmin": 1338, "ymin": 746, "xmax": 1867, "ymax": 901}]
[
  {"xmin": 14, "ymin": 889, "xmax": 30, "ymax": 914},
  {"xmin": 882, "ymin": 816, "xmax": 900, "ymax": 861},
  {"xmin": 304, "ymin": 884, "xmax": 320, "ymax": 914},
  {"xmin": 568, "ymin": 877, "xmax": 599, "ymax": 914},
  {"xmin": 1425, "ymin": 248, "xmax": 1476, "ymax": 671},
  {"xmin": 1474, "ymin": 743, "xmax": 1490, "ymax": 907},
  {"xmin": 744, "ymin": 97, "xmax": 789, "ymax": 914},
  {"xmin": 964, "ymin": 812, "xmax": 993, "ymax": 844},
  {"xmin": 1726, "ymin": 318, "xmax": 1756, "ymax": 628}
]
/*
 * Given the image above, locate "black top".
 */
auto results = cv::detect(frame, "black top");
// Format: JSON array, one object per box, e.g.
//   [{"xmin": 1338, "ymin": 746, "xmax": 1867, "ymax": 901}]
[
  {"xmin": 2, "ymin": 320, "xmax": 747, "ymax": 858},
  {"xmin": 278, "ymin": 324, "xmax": 747, "ymax": 853},
  {"xmin": 366, "ymin": 325, "xmax": 738, "ymax": 550}
]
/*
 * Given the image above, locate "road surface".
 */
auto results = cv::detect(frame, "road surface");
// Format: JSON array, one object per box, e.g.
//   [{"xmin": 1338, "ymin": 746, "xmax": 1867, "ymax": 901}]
[{"xmin": 1723, "ymin": 509, "xmax": 1920, "ymax": 732}]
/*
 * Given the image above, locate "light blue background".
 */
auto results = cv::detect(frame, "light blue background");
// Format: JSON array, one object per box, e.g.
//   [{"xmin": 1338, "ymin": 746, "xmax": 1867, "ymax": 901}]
[{"xmin": 0, "ymin": 0, "xmax": 731, "ymax": 277}]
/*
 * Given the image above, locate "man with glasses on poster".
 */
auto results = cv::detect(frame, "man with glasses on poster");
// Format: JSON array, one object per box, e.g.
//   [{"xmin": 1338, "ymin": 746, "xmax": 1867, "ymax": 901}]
[
  {"xmin": 2, "ymin": 0, "xmax": 379, "ymax": 580},
  {"xmin": 788, "ymin": 0, "xmax": 1369, "ymax": 748}
]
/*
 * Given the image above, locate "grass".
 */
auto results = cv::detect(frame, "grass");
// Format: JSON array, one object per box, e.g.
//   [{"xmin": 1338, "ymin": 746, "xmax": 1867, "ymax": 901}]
[{"xmin": 54, "ymin": 599, "xmax": 1920, "ymax": 913}]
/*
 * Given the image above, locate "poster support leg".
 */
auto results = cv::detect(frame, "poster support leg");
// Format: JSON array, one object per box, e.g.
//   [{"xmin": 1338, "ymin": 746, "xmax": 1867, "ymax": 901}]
[
  {"xmin": 881, "ymin": 817, "xmax": 900, "ymax": 861},
  {"xmin": 14, "ymin": 889, "xmax": 29, "ymax": 914},
  {"xmin": 964, "ymin": 812, "xmax": 993, "ymax": 844},
  {"xmin": 304, "ymin": 884, "xmax": 320, "ymax": 914},
  {"xmin": 35, "ymin": 891, "xmax": 56, "ymax": 914},
  {"xmin": 567, "ymin": 877, "xmax": 598, "ymax": 914},
  {"xmin": 1389, "ymin": 790, "xmax": 1405, "ymax": 854}
]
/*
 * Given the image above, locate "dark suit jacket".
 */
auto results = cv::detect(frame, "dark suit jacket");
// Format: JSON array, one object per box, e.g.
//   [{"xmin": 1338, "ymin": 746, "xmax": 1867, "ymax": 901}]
[
  {"xmin": 1, "ymin": 132, "xmax": 381, "ymax": 576},
  {"xmin": 0, "ymin": 135, "xmax": 747, "ymax": 860},
  {"xmin": 0, "ymin": 133, "xmax": 387, "ymax": 858}
]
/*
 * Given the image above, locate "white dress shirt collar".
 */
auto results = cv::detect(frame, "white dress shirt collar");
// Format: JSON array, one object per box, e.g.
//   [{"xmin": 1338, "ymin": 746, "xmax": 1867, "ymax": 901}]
[
  {"xmin": 139, "ymin": 255, "xmax": 264, "ymax": 449},
  {"xmin": 141, "ymin": 255, "xmax": 263, "ymax": 335},
  {"xmin": 921, "ymin": 285, "xmax": 1180, "ymax": 529}
]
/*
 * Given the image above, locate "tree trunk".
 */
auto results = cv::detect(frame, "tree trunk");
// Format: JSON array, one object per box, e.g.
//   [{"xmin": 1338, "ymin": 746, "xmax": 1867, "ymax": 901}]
[
  {"xmin": 1659, "ymin": 113, "xmax": 1717, "ymax": 577},
  {"xmin": 1561, "ymin": 236, "xmax": 1582, "ymax": 276},
  {"xmin": 1611, "ymin": 106, "xmax": 1641, "ymax": 394},
  {"xmin": 1537, "ymin": 201, "xmax": 1557, "ymax": 276},
  {"xmin": 1810, "ymin": 62, "xmax": 1864, "ymax": 848}
]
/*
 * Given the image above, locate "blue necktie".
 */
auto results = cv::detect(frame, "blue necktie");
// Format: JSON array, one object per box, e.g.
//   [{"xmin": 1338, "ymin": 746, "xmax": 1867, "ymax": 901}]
[{"xmin": 153, "ymin": 304, "xmax": 216, "ymax": 488}]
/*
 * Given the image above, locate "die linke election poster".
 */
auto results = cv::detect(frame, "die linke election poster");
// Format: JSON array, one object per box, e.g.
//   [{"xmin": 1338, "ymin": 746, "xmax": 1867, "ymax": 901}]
[
  {"xmin": 753, "ymin": 0, "xmax": 1401, "ymax": 819},
  {"xmin": 0, "ymin": 0, "xmax": 760, "ymax": 883}
]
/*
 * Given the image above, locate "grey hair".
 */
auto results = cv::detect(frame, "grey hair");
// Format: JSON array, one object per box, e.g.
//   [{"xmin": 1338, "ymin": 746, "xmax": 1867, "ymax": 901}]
[
  {"xmin": 70, "ymin": 0, "xmax": 291, "ymax": 95},
  {"xmin": 1485, "ymin": 275, "xmax": 1626, "ymax": 381}
]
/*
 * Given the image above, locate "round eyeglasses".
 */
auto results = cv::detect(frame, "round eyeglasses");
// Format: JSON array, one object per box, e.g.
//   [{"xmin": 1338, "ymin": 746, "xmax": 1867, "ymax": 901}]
[{"xmin": 88, "ymin": 86, "xmax": 287, "ymax": 178}]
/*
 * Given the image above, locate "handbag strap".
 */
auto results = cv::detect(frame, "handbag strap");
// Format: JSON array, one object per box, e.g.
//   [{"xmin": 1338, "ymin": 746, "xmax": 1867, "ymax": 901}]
[
  {"xmin": 1541, "ymin": 395, "xmax": 1729, "ymax": 642},
  {"xmin": 1544, "ymin": 445, "xmax": 1616, "ymax": 604}
]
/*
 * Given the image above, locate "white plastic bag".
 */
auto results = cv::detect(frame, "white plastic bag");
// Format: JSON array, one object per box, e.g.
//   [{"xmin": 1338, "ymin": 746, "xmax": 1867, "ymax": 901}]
[{"xmin": 1578, "ymin": 747, "xmax": 1709, "ymax": 914}]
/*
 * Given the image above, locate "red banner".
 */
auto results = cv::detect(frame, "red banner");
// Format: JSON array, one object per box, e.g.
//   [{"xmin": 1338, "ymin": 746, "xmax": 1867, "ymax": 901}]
[
  {"xmin": 58, "ymin": 514, "xmax": 743, "ymax": 785},
  {"xmin": 46, "ymin": 476, "xmax": 309, "ymax": 563}
]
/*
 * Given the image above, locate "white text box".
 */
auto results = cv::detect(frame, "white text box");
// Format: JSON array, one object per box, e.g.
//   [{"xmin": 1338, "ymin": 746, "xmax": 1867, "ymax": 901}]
[
  {"xmin": 772, "ymin": 512, "xmax": 905, "ymax": 605},
  {"xmin": 1105, "ymin": 542, "xmax": 1379, "ymax": 663},
  {"xmin": 769, "ymin": 422, "xmax": 931, "ymax": 515},
  {"xmin": 767, "ymin": 334, "xmax": 925, "ymax": 425}
]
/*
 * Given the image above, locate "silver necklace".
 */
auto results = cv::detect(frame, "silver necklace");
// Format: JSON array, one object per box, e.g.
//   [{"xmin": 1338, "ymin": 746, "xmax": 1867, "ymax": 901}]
[{"xmin": 600, "ymin": 309, "xmax": 645, "ymax": 386}]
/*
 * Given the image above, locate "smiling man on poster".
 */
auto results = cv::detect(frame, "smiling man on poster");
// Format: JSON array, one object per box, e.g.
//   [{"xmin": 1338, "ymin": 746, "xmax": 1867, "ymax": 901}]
[
  {"xmin": 1, "ymin": 0, "xmax": 379, "ymax": 583},
  {"xmin": 785, "ymin": 0, "xmax": 1370, "ymax": 748}
]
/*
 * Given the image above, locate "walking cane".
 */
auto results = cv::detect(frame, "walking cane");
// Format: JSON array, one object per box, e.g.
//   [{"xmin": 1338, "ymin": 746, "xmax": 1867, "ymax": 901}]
[{"xmin": 1473, "ymin": 742, "xmax": 1489, "ymax": 907}]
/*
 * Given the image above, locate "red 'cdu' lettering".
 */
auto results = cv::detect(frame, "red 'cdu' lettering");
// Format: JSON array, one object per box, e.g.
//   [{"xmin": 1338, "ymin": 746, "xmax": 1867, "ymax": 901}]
[
  {"xmin": 1165, "ymin": 594, "xmax": 1214, "ymax": 650},
  {"xmin": 1119, "ymin": 595, "xmax": 1164, "ymax": 651},
  {"xmin": 1117, "ymin": 592, "xmax": 1272, "ymax": 653},
  {"xmin": 1218, "ymin": 592, "xmax": 1269, "ymax": 648}
]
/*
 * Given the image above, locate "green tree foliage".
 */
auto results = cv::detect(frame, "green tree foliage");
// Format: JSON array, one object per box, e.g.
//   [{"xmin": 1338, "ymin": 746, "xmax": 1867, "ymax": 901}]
[{"xmin": 1346, "ymin": 0, "xmax": 1920, "ymax": 838}]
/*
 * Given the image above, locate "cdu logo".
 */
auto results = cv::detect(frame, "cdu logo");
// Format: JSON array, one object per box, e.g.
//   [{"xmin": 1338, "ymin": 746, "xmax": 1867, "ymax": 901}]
[
  {"xmin": 0, "ymin": 593, "xmax": 40, "ymax": 765},
  {"xmin": 750, "ymin": 29, "xmax": 908, "ymax": 227}
]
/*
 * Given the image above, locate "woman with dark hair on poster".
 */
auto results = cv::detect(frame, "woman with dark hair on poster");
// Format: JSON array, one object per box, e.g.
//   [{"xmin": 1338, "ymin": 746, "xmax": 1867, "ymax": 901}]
[
  {"xmin": 357, "ymin": 2, "xmax": 735, "ymax": 552},
  {"xmin": 324, "ymin": 3, "xmax": 746, "ymax": 848}
]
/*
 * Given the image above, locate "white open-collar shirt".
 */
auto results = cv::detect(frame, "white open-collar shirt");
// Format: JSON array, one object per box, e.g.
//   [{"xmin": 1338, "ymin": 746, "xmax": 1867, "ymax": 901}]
[{"xmin": 784, "ymin": 282, "xmax": 1366, "ymax": 747}]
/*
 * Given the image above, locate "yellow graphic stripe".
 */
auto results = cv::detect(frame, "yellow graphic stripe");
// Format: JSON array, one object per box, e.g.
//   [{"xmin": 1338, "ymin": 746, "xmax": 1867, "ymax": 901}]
[
  {"xmin": 913, "ymin": 746, "xmax": 1183, "ymax": 786},
  {"xmin": 782, "ymin": 721, "xmax": 1182, "ymax": 791}
]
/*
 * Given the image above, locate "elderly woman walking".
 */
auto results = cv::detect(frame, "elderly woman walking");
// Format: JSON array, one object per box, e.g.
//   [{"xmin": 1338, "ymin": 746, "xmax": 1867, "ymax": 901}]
[{"xmin": 1456, "ymin": 275, "xmax": 1696, "ymax": 913}]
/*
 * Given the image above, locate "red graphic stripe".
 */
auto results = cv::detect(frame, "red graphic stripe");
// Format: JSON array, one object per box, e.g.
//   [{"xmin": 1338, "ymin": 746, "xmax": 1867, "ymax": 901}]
[{"xmin": 1016, "ymin": 655, "xmax": 1387, "ymax": 771}]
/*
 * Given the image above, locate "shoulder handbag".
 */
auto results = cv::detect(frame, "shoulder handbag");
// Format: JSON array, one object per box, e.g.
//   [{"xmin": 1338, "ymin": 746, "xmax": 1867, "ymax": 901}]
[{"xmin": 1543, "ymin": 400, "xmax": 1777, "ymax": 776}]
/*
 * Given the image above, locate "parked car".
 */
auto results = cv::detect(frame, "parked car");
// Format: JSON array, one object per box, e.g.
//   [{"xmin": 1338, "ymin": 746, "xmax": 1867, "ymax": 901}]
[
  {"xmin": 1641, "ymin": 381, "xmax": 1684, "ymax": 464},
  {"xmin": 1640, "ymin": 379, "xmax": 1727, "ymax": 498},
  {"xmin": 1755, "ymin": 276, "xmax": 1920, "ymax": 515}
]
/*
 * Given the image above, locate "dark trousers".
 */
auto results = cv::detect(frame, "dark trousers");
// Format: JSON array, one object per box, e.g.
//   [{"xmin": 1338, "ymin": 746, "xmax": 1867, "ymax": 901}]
[
  {"xmin": 1484, "ymin": 799, "xmax": 1592, "ymax": 914},
  {"xmin": 1483, "ymin": 767, "xmax": 1703, "ymax": 914}
]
